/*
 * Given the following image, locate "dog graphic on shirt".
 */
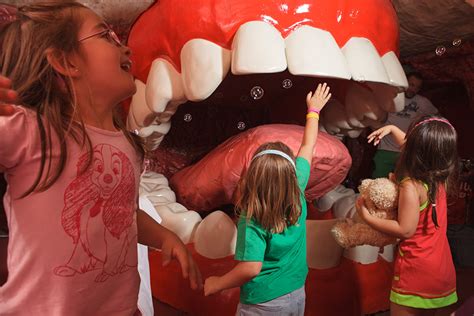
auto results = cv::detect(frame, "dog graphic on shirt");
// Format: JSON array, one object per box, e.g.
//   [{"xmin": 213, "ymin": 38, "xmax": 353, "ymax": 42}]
[{"xmin": 54, "ymin": 144, "xmax": 137, "ymax": 282}]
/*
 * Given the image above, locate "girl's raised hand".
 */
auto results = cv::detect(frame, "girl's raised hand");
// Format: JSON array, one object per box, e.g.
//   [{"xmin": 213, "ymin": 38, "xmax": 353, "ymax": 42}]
[
  {"xmin": 367, "ymin": 125, "xmax": 392, "ymax": 146},
  {"xmin": 0, "ymin": 75, "xmax": 18, "ymax": 116},
  {"xmin": 306, "ymin": 82, "xmax": 331, "ymax": 112}
]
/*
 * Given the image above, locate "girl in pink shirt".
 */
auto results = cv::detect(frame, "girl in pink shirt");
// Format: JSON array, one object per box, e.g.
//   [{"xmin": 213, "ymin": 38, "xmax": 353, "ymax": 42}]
[{"xmin": 0, "ymin": 1, "xmax": 201, "ymax": 314}]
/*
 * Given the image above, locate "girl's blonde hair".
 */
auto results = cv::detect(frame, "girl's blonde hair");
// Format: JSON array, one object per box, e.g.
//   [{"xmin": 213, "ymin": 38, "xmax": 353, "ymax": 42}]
[
  {"xmin": 0, "ymin": 1, "xmax": 143, "ymax": 196},
  {"xmin": 235, "ymin": 142, "xmax": 302, "ymax": 233}
]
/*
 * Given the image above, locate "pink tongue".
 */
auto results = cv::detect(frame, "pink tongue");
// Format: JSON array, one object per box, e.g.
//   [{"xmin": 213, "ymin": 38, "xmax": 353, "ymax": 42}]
[{"xmin": 170, "ymin": 124, "xmax": 351, "ymax": 211}]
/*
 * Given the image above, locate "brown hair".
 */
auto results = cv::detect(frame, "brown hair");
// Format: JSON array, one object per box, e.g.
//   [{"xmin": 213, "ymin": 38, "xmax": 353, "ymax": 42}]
[
  {"xmin": 395, "ymin": 114, "xmax": 459, "ymax": 227},
  {"xmin": 0, "ymin": 1, "xmax": 143, "ymax": 196},
  {"xmin": 235, "ymin": 142, "xmax": 302, "ymax": 233}
]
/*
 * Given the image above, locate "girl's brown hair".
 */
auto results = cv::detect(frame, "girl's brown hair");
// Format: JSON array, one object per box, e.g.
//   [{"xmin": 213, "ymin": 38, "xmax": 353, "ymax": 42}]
[
  {"xmin": 394, "ymin": 114, "xmax": 459, "ymax": 227},
  {"xmin": 235, "ymin": 142, "xmax": 302, "ymax": 233},
  {"xmin": 0, "ymin": 1, "xmax": 143, "ymax": 197}
]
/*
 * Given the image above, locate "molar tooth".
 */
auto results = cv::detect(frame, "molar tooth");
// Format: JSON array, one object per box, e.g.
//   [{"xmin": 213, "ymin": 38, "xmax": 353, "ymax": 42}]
[
  {"xmin": 342, "ymin": 37, "xmax": 390, "ymax": 84},
  {"xmin": 367, "ymin": 82, "xmax": 405, "ymax": 113},
  {"xmin": 231, "ymin": 21, "xmax": 287, "ymax": 74},
  {"xmin": 379, "ymin": 244, "xmax": 395, "ymax": 262},
  {"xmin": 193, "ymin": 211, "xmax": 237, "ymax": 259},
  {"xmin": 320, "ymin": 99, "xmax": 351, "ymax": 135},
  {"xmin": 343, "ymin": 245, "xmax": 380, "ymax": 264},
  {"xmin": 140, "ymin": 172, "xmax": 201, "ymax": 244},
  {"xmin": 166, "ymin": 203, "xmax": 188, "ymax": 214},
  {"xmin": 181, "ymin": 39, "xmax": 231, "ymax": 101},
  {"xmin": 146, "ymin": 188, "xmax": 176, "ymax": 206},
  {"xmin": 153, "ymin": 204, "xmax": 202, "ymax": 244},
  {"xmin": 392, "ymin": 92, "xmax": 406, "ymax": 113},
  {"xmin": 381, "ymin": 51, "xmax": 408, "ymax": 88},
  {"xmin": 345, "ymin": 83, "xmax": 386, "ymax": 127},
  {"xmin": 314, "ymin": 185, "xmax": 355, "ymax": 212},
  {"xmin": 285, "ymin": 26, "xmax": 350, "ymax": 79},
  {"xmin": 307, "ymin": 220, "xmax": 343, "ymax": 269},
  {"xmin": 332, "ymin": 194, "xmax": 358, "ymax": 219}
]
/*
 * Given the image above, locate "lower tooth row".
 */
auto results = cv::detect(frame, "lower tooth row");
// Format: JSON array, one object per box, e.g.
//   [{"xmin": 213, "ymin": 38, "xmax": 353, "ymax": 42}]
[{"xmin": 139, "ymin": 172, "xmax": 394, "ymax": 265}]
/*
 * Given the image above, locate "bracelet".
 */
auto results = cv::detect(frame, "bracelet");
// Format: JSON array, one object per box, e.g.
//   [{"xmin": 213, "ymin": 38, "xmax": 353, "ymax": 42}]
[
  {"xmin": 306, "ymin": 112, "xmax": 319, "ymax": 120},
  {"xmin": 308, "ymin": 108, "xmax": 320, "ymax": 114}
]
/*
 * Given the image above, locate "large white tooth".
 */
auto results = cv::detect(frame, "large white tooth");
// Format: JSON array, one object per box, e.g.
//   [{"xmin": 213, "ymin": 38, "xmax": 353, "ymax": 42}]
[
  {"xmin": 146, "ymin": 188, "xmax": 176, "ymax": 206},
  {"xmin": 332, "ymin": 194, "xmax": 358, "ymax": 219},
  {"xmin": 320, "ymin": 99, "xmax": 351, "ymax": 135},
  {"xmin": 231, "ymin": 21, "xmax": 287, "ymax": 74},
  {"xmin": 146, "ymin": 58, "xmax": 186, "ymax": 114},
  {"xmin": 136, "ymin": 120, "xmax": 171, "ymax": 151},
  {"xmin": 342, "ymin": 37, "xmax": 390, "ymax": 84},
  {"xmin": 181, "ymin": 39, "xmax": 231, "ymax": 101},
  {"xmin": 381, "ymin": 51, "xmax": 408, "ymax": 88},
  {"xmin": 166, "ymin": 202, "xmax": 188, "ymax": 214},
  {"xmin": 285, "ymin": 26, "xmax": 351, "ymax": 79},
  {"xmin": 140, "ymin": 172, "xmax": 202, "ymax": 243},
  {"xmin": 392, "ymin": 91, "xmax": 405, "ymax": 113},
  {"xmin": 140, "ymin": 171, "xmax": 169, "ymax": 195},
  {"xmin": 345, "ymin": 128, "xmax": 364, "ymax": 138},
  {"xmin": 306, "ymin": 219, "xmax": 343, "ymax": 269},
  {"xmin": 314, "ymin": 185, "xmax": 355, "ymax": 212},
  {"xmin": 193, "ymin": 211, "xmax": 237, "ymax": 259},
  {"xmin": 379, "ymin": 244, "xmax": 395, "ymax": 262},
  {"xmin": 137, "ymin": 121, "xmax": 171, "ymax": 138},
  {"xmin": 128, "ymin": 79, "xmax": 155, "ymax": 131},
  {"xmin": 154, "ymin": 204, "xmax": 202, "ymax": 244},
  {"xmin": 345, "ymin": 83, "xmax": 387, "ymax": 127},
  {"xmin": 343, "ymin": 245, "xmax": 380, "ymax": 264},
  {"xmin": 367, "ymin": 82, "xmax": 405, "ymax": 113}
]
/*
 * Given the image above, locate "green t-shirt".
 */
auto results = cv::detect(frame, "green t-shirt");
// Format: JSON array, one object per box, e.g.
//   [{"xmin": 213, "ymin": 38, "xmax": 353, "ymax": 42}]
[{"xmin": 235, "ymin": 157, "xmax": 310, "ymax": 304}]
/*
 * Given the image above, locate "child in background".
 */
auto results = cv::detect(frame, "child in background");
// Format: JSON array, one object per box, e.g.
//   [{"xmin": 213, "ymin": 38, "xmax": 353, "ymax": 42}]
[
  {"xmin": 0, "ymin": 2, "xmax": 200, "ymax": 314},
  {"xmin": 359, "ymin": 115, "xmax": 459, "ymax": 315},
  {"xmin": 204, "ymin": 83, "xmax": 331, "ymax": 315}
]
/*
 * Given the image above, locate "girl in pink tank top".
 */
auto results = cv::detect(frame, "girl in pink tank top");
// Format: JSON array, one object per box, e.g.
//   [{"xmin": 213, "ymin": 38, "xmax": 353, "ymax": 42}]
[{"xmin": 358, "ymin": 114, "xmax": 459, "ymax": 315}]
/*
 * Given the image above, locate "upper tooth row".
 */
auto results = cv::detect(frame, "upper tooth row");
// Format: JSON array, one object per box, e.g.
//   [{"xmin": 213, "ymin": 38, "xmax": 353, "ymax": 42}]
[{"xmin": 128, "ymin": 21, "xmax": 408, "ymax": 142}]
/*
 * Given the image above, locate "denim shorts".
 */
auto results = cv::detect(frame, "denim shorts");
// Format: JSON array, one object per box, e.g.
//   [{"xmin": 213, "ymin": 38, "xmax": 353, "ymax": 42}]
[{"xmin": 236, "ymin": 286, "xmax": 305, "ymax": 316}]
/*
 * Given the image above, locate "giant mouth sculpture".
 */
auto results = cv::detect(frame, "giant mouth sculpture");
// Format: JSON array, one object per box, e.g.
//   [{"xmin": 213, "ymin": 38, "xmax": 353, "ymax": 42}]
[{"xmin": 126, "ymin": 0, "xmax": 407, "ymax": 315}]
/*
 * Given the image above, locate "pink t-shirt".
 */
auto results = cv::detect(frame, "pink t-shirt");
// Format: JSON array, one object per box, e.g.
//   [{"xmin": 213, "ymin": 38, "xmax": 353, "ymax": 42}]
[{"xmin": 0, "ymin": 107, "xmax": 141, "ymax": 315}]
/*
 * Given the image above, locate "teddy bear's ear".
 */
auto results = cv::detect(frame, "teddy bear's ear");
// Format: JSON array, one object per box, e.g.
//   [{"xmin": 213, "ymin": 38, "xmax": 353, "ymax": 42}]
[{"xmin": 358, "ymin": 179, "xmax": 372, "ymax": 193}]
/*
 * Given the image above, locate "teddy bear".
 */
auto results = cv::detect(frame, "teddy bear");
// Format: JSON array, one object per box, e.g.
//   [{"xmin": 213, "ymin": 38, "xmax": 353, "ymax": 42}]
[{"xmin": 331, "ymin": 177, "xmax": 399, "ymax": 248}]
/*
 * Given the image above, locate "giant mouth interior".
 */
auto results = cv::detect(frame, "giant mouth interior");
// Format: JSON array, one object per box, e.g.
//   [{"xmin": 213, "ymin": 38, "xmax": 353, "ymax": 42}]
[
  {"xmin": 149, "ymin": 71, "xmax": 337, "ymax": 179},
  {"xmin": 126, "ymin": 0, "xmax": 408, "ymax": 263}
]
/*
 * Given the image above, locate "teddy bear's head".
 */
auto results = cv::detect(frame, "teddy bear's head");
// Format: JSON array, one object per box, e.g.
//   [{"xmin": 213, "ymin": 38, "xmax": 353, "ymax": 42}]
[
  {"xmin": 358, "ymin": 178, "xmax": 398, "ymax": 213},
  {"xmin": 331, "ymin": 177, "xmax": 399, "ymax": 248}
]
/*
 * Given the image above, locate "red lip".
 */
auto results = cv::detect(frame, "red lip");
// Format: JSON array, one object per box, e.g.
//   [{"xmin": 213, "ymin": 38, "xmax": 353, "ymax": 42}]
[{"xmin": 128, "ymin": 0, "xmax": 399, "ymax": 82}]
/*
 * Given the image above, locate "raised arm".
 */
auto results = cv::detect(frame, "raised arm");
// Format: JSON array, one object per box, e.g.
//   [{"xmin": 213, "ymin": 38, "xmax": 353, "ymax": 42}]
[
  {"xmin": 297, "ymin": 83, "xmax": 331, "ymax": 163},
  {"xmin": 367, "ymin": 124, "xmax": 406, "ymax": 147}
]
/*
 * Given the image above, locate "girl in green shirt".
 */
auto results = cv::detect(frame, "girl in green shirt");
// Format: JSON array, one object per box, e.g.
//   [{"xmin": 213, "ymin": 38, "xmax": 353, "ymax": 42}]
[{"xmin": 204, "ymin": 83, "xmax": 331, "ymax": 315}]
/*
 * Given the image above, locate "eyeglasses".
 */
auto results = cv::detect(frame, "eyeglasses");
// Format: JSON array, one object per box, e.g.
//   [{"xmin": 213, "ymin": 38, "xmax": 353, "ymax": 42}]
[{"xmin": 78, "ymin": 28, "xmax": 123, "ymax": 47}]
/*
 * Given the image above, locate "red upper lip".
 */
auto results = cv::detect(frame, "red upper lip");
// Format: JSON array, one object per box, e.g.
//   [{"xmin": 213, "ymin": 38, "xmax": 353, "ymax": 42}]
[{"xmin": 128, "ymin": 0, "xmax": 399, "ymax": 82}]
